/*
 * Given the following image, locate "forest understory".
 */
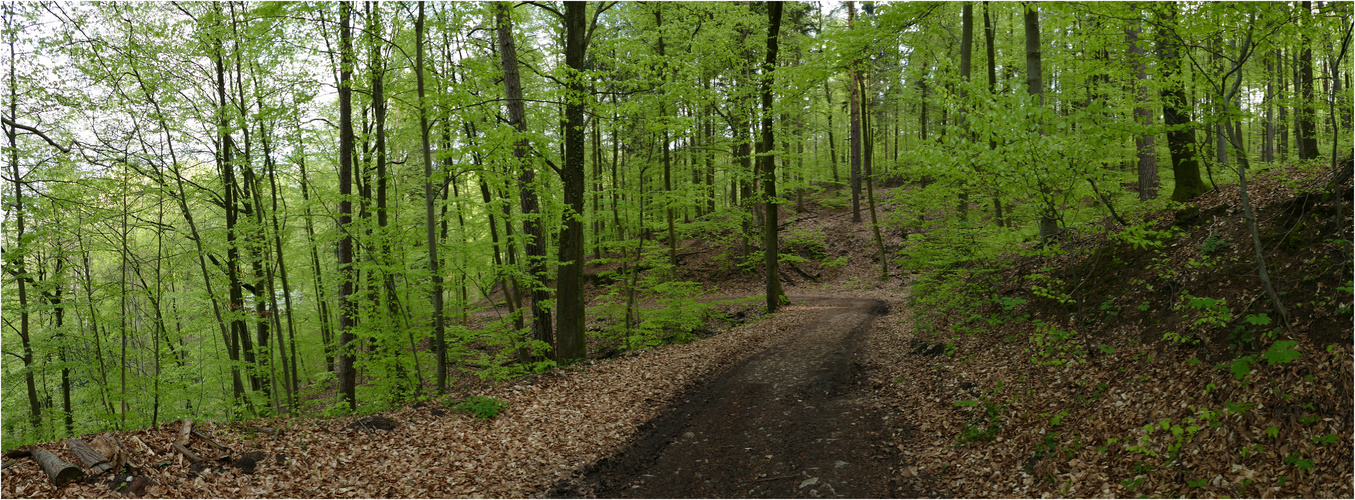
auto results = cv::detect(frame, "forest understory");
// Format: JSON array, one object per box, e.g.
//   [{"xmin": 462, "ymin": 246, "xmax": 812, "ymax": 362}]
[{"xmin": 3, "ymin": 159, "xmax": 1351, "ymax": 498}]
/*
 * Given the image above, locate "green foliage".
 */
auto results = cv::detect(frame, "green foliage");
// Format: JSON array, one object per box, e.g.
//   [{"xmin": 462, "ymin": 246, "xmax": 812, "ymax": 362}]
[
  {"xmin": 1026, "ymin": 322, "xmax": 1084, "ymax": 366},
  {"xmin": 1026, "ymin": 272, "xmax": 1072, "ymax": 305},
  {"xmin": 1219, "ymin": 356, "xmax": 1255, "ymax": 380},
  {"xmin": 1115, "ymin": 223, "xmax": 1181, "ymax": 250},
  {"xmin": 1262, "ymin": 340, "xmax": 1301, "ymax": 365},
  {"xmin": 446, "ymin": 395, "xmax": 508, "ymax": 420},
  {"xmin": 1201, "ymin": 233, "xmax": 1231, "ymax": 255},
  {"xmin": 821, "ymin": 255, "xmax": 849, "ymax": 268}
]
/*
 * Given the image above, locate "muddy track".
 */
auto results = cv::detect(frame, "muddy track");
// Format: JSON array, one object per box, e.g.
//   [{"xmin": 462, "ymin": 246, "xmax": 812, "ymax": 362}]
[{"xmin": 551, "ymin": 296, "xmax": 906, "ymax": 498}]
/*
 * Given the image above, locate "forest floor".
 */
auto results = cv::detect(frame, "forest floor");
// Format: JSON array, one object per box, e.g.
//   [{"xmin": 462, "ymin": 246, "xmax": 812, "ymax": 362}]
[{"xmin": 2, "ymin": 162, "xmax": 1351, "ymax": 499}]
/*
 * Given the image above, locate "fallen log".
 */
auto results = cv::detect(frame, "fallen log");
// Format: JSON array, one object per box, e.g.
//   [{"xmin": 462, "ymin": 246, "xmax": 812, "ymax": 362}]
[
  {"xmin": 176, "ymin": 419, "xmax": 193, "ymax": 447},
  {"xmin": 67, "ymin": 438, "xmax": 113, "ymax": 476},
  {"xmin": 171, "ymin": 442, "xmax": 202, "ymax": 464},
  {"xmin": 93, "ymin": 433, "xmax": 129, "ymax": 471},
  {"xmin": 3, "ymin": 446, "xmax": 33, "ymax": 460},
  {"xmin": 32, "ymin": 448, "xmax": 84, "ymax": 486}
]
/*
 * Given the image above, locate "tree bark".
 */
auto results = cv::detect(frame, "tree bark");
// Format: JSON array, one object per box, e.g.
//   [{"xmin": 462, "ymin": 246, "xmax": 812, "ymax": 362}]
[
  {"xmin": 762, "ymin": 1, "xmax": 786, "ymax": 312},
  {"xmin": 1154, "ymin": 3, "xmax": 1207, "ymax": 202},
  {"xmin": 1025, "ymin": 3, "xmax": 1058, "ymax": 241},
  {"xmin": 983, "ymin": 1, "xmax": 1005, "ymax": 227},
  {"xmin": 957, "ymin": 2, "xmax": 973, "ymax": 221},
  {"xmin": 848, "ymin": 2, "xmax": 863, "ymax": 223},
  {"xmin": 32, "ymin": 449, "xmax": 83, "ymax": 486},
  {"xmin": 6, "ymin": 27, "xmax": 42, "ymax": 433},
  {"xmin": 1126, "ymin": 8, "xmax": 1158, "ymax": 200},
  {"xmin": 336, "ymin": 1, "xmax": 358, "ymax": 411},
  {"xmin": 497, "ymin": 2, "xmax": 553, "ymax": 360},
  {"xmin": 1297, "ymin": 1, "xmax": 1318, "ymax": 160},
  {"xmin": 415, "ymin": 2, "xmax": 446, "ymax": 393},
  {"xmin": 556, "ymin": 1, "xmax": 588, "ymax": 362}
]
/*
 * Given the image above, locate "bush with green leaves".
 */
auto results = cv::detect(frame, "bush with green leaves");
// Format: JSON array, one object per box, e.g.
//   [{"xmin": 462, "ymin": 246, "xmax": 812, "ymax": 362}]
[{"xmin": 445, "ymin": 395, "xmax": 509, "ymax": 420}]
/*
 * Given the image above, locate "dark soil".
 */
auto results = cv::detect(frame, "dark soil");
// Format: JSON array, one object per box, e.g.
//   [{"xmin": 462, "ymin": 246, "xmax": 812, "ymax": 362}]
[{"xmin": 550, "ymin": 297, "xmax": 915, "ymax": 498}]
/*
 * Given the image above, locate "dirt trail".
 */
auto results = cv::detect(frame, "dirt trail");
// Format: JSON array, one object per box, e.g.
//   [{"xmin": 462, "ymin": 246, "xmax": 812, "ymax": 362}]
[{"xmin": 552, "ymin": 296, "xmax": 906, "ymax": 498}]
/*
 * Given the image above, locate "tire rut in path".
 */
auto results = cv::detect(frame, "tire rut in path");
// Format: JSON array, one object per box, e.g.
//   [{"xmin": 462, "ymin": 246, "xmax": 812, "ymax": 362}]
[{"xmin": 552, "ymin": 296, "xmax": 904, "ymax": 498}]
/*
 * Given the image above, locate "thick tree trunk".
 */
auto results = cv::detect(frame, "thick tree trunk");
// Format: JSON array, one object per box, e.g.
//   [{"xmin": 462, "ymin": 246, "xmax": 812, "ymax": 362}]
[
  {"xmin": 1297, "ymin": 3, "xmax": 1319, "ymax": 160},
  {"xmin": 1154, "ymin": 3, "xmax": 1208, "ymax": 202},
  {"xmin": 556, "ymin": 2, "xmax": 588, "ymax": 362},
  {"xmin": 497, "ymin": 3, "xmax": 553, "ymax": 359}
]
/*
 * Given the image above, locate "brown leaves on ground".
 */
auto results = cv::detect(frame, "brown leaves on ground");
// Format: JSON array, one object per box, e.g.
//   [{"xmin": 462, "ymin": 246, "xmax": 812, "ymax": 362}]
[{"xmin": 1, "ymin": 299, "xmax": 829, "ymax": 499}]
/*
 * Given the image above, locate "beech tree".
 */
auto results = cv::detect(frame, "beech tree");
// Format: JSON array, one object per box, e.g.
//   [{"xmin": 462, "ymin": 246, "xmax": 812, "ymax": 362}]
[{"xmin": 3, "ymin": 1, "xmax": 1348, "ymax": 449}]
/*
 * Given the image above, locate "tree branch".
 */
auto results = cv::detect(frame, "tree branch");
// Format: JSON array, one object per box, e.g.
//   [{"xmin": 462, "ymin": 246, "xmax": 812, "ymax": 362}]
[{"xmin": 2, "ymin": 117, "xmax": 73, "ymax": 154}]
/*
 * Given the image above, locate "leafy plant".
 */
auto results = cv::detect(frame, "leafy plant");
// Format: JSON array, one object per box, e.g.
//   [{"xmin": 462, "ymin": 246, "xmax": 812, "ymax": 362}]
[
  {"xmin": 446, "ymin": 395, "xmax": 509, "ymax": 420},
  {"xmin": 1262, "ymin": 340, "xmax": 1301, "ymax": 365},
  {"xmin": 1026, "ymin": 323, "xmax": 1084, "ymax": 366}
]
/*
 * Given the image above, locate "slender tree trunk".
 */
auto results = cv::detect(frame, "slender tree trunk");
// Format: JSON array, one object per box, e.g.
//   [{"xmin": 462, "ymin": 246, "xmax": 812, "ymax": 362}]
[
  {"xmin": 415, "ymin": 3, "xmax": 446, "ymax": 393},
  {"xmin": 859, "ymin": 74, "xmax": 888, "ymax": 279},
  {"xmin": 211, "ymin": 3, "xmax": 252, "ymax": 409},
  {"xmin": 957, "ymin": 3, "xmax": 973, "ymax": 221},
  {"xmin": 336, "ymin": 1, "xmax": 358, "ymax": 411},
  {"xmin": 1126, "ymin": 9, "xmax": 1158, "ymax": 200},
  {"xmin": 983, "ymin": 1, "xmax": 1005, "ymax": 227},
  {"xmin": 848, "ymin": 2, "xmax": 862, "ymax": 223},
  {"xmin": 1263, "ymin": 50, "xmax": 1276, "ymax": 163},
  {"xmin": 824, "ymin": 82, "xmax": 840, "ymax": 188},
  {"xmin": 1278, "ymin": 49, "xmax": 1289, "ymax": 161},
  {"xmin": 1025, "ymin": 3, "xmax": 1058, "ymax": 242},
  {"xmin": 7, "ymin": 29, "xmax": 42, "ymax": 432},
  {"xmin": 762, "ymin": 1, "xmax": 786, "ymax": 312}
]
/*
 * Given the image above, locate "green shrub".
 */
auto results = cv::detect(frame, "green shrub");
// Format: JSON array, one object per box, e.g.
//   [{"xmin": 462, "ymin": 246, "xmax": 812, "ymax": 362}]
[{"xmin": 447, "ymin": 395, "xmax": 509, "ymax": 420}]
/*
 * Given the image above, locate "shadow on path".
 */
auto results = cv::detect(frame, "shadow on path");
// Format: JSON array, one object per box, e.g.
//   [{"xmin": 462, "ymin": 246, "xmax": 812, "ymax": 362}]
[{"xmin": 551, "ymin": 296, "xmax": 907, "ymax": 498}]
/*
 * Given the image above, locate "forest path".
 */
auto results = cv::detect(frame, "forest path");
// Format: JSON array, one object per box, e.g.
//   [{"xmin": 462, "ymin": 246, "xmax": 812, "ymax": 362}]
[{"xmin": 551, "ymin": 295, "xmax": 905, "ymax": 498}]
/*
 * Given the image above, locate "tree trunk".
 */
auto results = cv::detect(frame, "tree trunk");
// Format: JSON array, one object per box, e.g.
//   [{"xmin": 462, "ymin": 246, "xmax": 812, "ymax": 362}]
[
  {"xmin": 859, "ymin": 74, "xmax": 888, "ymax": 279},
  {"xmin": 497, "ymin": 2, "xmax": 553, "ymax": 360},
  {"xmin": 1278, "ymin": 48, "xmax": 1289, "ymax": 161},
  {"xmin": 848, "ymin": 2, "xmax": 863, "ymax": 223},
  {"xmin": 824, "ymin": 81, "xmax": 841, "ymax": 188},
  {"xmin": 1126, "ymin": 9, "xmax": 1158, "ymax": 200},
  {"xmin": 762, "ymin": 1, "xmax": 786, "ymax": 312},
  {"xmin": 984, "ymin": 1, "xmax": 1005, "ymax": 227},
  {"xmin": 1025, "ymin": 3, "xmax": 1058, "ymax": 241},
  {"xmin": 415, "ymin": 3, "xmax": 446, "ymax": 393},
  {"xmin": 1297, "ymin": 2, "xmax": 1318, "ymax": 160},
  {"xmin": 6, "ymin": 29, "xmax": 42, "ymax": 433},
  {"xmin": 957, "ymin": 2, "xmax": 973, "ymax": 221},
  {"xmin": 556, "ymin": 2, "xmax": 588, "ymax": 362},
  {"xmin": 1154, "ymin": 2, "xmax": 1207, "ymax": 202},
  {"xmin": 336, "ymin": 1, "xmax": 358, "ymax": 411}
]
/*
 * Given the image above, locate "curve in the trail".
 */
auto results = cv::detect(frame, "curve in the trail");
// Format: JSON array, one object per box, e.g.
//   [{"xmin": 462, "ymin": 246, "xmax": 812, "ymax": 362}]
[{"xmin": 554, "ymin": 296, "xmax": 902, "ymax": 498}]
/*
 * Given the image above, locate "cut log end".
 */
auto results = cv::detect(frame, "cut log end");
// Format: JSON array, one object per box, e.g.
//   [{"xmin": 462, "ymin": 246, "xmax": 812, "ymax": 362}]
[{"xmin": 32, "ymin": 448, "xmax": 85, "ymax": 486}]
